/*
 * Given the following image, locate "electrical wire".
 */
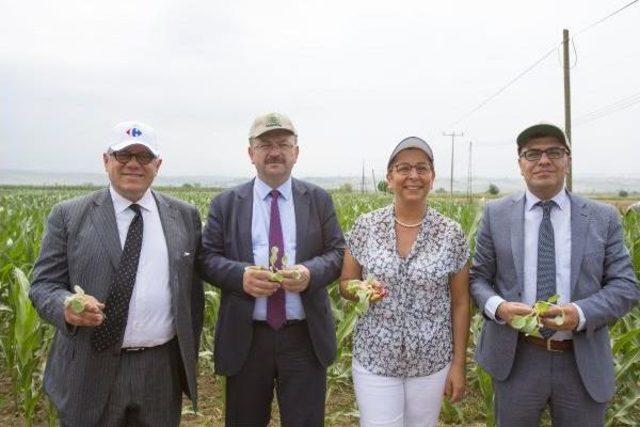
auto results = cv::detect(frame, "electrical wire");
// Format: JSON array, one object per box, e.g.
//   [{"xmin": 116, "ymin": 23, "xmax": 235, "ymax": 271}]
[
  {"xmin": 574, "ymin": 91, "xmax": 640, "ymax": 126},
  {"xmin": 446, "ymin": 0, "xmax": 639, "ymax": 129},
  {"xmin": 573, "ymin": 0, "xmax": 640, "ymax": 37},
  {"xmin": 447, "ymin": 46, "xmax": 558, "ymax": 128}
]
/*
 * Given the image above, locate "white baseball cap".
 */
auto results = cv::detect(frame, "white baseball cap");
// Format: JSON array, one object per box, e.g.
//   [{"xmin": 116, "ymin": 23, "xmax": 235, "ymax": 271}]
[{"xmin": 108, "ymin": 121, "xmax": 160, "ymax": 157}]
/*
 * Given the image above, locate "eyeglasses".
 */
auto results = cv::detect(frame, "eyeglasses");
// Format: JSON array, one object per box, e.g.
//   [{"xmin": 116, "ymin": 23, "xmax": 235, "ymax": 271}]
[
  {"xmin": 110, "ymin": 150, "xmax": 157, "ymax": 165},
  {"xmin": 519, "ymin": 147, "xmax": 569, "ymax": 161},
  {"xmin": 254, "ymin": 142, "xmax": 296, "ymax": 152},
  {"xmin": 393, "ymin": 162, "xmax": 432, "ymax": 175}
]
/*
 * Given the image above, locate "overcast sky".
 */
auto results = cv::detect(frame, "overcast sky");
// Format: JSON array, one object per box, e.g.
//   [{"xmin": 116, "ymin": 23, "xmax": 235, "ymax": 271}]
[{"xmin": 1, "ymin": 0, "xmax": 639, "ymax": 182}]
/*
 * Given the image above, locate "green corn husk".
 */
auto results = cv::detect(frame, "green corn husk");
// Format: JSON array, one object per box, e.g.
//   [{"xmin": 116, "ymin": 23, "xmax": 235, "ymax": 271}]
[{"xmin": 63, "ymin": 285, "xmax": 87, "ymax": 314}]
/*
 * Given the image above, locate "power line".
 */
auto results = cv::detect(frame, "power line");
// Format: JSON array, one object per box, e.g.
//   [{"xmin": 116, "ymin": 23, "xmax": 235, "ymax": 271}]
[
  {"xmin": 447, "ymin": 46, "xmax": 557, "ymax": 128},
  {"xmin": 574, "ymin": 91, "xmax": 640, "ymax": 125},
  {"xmin": 576, "ymin": 91, "xmax": 640, "ymax": 119},
  {"xmin": 574, "ymin": 0, "xmax": 640, "ymax": 37},
  {"xmin": 446, "ymin": 0, "xmax": 640, "ymax": 129}
]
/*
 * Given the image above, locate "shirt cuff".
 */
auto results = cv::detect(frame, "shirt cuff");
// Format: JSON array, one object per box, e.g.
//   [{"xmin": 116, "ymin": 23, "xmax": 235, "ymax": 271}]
[
  {"xmin": 572, "ymin": 303, "xmax": 586, "ymax": 331},
  {"xmin": 485, "ymin": 296, "xmax": 507, "ymax": 324}
]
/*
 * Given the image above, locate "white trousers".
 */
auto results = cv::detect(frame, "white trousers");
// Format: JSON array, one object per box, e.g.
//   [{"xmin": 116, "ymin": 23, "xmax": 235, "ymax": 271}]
[{"xmin": 352, "ymin": 358, "xmax": 449, "ymax": 427}]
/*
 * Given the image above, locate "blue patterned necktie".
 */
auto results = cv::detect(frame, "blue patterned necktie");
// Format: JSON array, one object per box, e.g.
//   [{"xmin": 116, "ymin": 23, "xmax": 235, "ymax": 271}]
[
  {"xmin": 92, "ymin": 203, "xmax": 143, "ymax": 351},
  {"xmin": 536, "ymin": 200, "xmax": 557, "ymax": 339}
]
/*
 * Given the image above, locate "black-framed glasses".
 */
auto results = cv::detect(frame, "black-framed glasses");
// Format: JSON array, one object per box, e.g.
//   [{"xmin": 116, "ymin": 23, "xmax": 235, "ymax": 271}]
[
  {"xmin": 254, "ymin": 142, "xmax": 296, "ymax": 152},
  {"xmin": 519, "ymin": 147, "xmax": 569, "ymax": 161},
  {"xmin": 110, "ymin": 150, "xmax": 157, "ymax": 165},
  {"xmin": 393, "ymin": 162, "xmax": 432, "ymax": 175}
]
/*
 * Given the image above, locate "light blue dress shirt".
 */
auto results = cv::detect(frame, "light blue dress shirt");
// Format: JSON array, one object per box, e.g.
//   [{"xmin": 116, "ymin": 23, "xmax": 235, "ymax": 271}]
[{"xmin": 251, "ymin": 177, "xmax": 305, "ymax": 320}]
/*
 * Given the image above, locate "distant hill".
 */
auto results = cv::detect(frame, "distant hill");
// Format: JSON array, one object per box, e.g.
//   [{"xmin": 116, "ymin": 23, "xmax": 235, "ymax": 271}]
[{"xmin": 1, "ymin": 169, "xmax": 639, "ymax": 195}]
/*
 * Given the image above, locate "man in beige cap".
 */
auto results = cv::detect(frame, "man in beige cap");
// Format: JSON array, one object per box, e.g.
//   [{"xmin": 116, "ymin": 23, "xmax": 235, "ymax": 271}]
[
  {"xmin": 200, "ymin": 112, "xmax": 345, "ymax": 426},
  {"xmin": 30, "ymin": 121, "xmax": 204, "ymax": 426}
]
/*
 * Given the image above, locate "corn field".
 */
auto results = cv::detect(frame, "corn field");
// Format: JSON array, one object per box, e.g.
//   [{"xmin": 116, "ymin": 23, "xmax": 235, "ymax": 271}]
[{"xmin": 0, "ymin": 187, "xmax": 638, "ymax": 426}]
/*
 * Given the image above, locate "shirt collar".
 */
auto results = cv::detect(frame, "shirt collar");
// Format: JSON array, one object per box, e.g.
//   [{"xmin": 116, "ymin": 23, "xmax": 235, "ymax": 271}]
[
  {"xmin": 525, "ymin": 188, "xmax": 569, "ymax": 212},
  {"xmin": 254, "ymin": 176, "xmax": 293, "ymax": 201},
  {"xmin": 109, "ymin": 185, "xmax": 155, "ymax": 214}
]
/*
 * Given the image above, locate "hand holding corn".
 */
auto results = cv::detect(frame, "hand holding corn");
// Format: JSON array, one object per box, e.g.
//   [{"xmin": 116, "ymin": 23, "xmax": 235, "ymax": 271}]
[
  {"xmin": 63, "ymin": 286, "xmax": 105, "ymax": 327},
  {"xmin": 507, "ymin": 295, "xmax": 566, "ymax": 337},
  {"xmin": 243, "ymin": 247, "xmax": 310, "ymax": 297},
  {"xmin": 345, "ymin": 275, "xmax": 388, "ymax": 315}
]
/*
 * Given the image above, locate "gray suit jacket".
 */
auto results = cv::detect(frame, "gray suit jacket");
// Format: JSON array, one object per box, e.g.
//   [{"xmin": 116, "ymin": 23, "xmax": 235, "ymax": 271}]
[
  {"xmin": 199, "ymin": 178, "xmax": 345, "ymax": 376},
  {"xmin": 29, "ymin": 188, "xmax": 204, "ymax": 425},
  {"xmin": 470, "ymin": 192, "xmax": 639, "ymax": 403}
]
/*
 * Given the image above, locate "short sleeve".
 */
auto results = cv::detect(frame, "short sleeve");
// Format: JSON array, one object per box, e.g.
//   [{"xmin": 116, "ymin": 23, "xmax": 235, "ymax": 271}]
[
  {"xmin": 346, "ymin": 215, "xmax": 369, "ymax": 266},
  {"xmin": 449, "ymin": 222, "xmax": 470, "ymax": 273}
]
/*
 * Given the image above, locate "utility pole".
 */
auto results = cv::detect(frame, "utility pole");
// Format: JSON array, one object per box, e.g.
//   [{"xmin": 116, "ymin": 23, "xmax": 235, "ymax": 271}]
[
  {"xmin": 371, "ymin": 169, "xmax": 377, "ymax": 193},
  {"xmin": 467, "ymin": 141, "xmax": 473, "ymax": 202},
  {"xmin": 361, "ymin": 161, "xmax": 366, "ymax": 193},
  {"xmin": 443, "ymin": 131, "xmax": 464, "ymax": 197},
  {"xmin": 563, "ymin": 28, "xmax": 573, "ymax": 191}
]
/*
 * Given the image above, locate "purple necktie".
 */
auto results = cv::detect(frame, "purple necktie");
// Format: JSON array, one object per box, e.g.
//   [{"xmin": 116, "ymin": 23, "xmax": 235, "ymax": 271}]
[{"xmin": 267, "ymin": 190, "xmax": 286, "ymax": 330}]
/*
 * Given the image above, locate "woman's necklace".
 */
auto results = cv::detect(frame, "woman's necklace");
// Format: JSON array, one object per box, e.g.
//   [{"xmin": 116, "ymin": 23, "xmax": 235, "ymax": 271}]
[
  {"xmin": 394, "ymin": 217, "xmax": 423, "ymax": 228},
  {"xmin": 394, "ymin": 205, "xmax": 427, "ymax": 228}
]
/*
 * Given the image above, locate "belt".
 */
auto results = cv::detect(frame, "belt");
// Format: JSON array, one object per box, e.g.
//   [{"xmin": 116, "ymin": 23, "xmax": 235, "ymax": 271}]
[
  {"xmin": 121, "ymin": 346, "xmax": 148, "ymax": 353},
  {"xmin": 254, "ymin": 319, "xmax": 306, "ymax": 327},
  {"xmin": 520, "ymin": 334, "xmax": 573, "ymax": 352},
  {"xmin": 121, "ymin": 337, "xmax": 176, "ymax": 354}
]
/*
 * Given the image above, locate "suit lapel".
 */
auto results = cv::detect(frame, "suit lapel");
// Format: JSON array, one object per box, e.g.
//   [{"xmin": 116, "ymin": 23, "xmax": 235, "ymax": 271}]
[
  {"xmin": 90, "ymin": 189, "xmax": 122, "ymax": 269},
  {"xmin": 155, "ymin": 192, "xmax": 180, "ymax": 295},
  {"xmin": 292, "ymin": 179, "xmax": 310, "ymax": 264},
  {"xmin": 570, "ymin": 194, "xmax": 590, "ymax": 294},
  {"xmin": 510, "ymin": 192, "xmax": 526, "ymax": 296},
  {"xmin": 237, "ymin": 181, "xmax": 255, "ymax": 263}
]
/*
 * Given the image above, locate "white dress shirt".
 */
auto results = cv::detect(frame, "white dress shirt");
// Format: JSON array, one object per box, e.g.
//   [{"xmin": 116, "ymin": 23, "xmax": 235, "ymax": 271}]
[
  {"xmin": 484, "ymin": 189, "xmax": 585, "ymax": 339},
  {"xmin": 251, "ymin": 177, "xmax": 305, "ymax": 320},
  {"xmin": 109, "ymin": 186, "xmax": 175, "ymax": 347}
]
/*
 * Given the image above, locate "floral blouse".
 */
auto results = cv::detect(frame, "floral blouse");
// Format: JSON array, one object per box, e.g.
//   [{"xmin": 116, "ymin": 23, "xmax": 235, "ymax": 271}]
[{"xmin": 347, "ymin": 204, "xmax": 469, "ymax": 377}]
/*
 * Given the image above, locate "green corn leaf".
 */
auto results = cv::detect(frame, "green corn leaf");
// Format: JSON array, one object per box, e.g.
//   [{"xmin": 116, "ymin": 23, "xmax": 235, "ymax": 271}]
[{"xmin": 510, "ymin": 315, "xmax": 526, "ymax": 330}]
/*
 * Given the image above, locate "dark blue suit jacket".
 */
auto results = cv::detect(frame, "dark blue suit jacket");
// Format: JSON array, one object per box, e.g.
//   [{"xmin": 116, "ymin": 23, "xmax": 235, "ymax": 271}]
[{"xmin": 199, "ymin": 178, "xmax": 345, "ymax": 375}]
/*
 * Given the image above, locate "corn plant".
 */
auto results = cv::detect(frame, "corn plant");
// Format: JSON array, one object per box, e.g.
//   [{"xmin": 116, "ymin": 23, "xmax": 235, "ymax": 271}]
[
  {"xmin": 606, "ymin": 211, "xmax": 640, "ymax": 426},
  {"xmin": 1, "ymin": 187, "xmax": 639, "ymax": 426},
  {"xmin": 199, "ymin": 284, "xmax": 220, "ymax": 373},
  {"xmin": 1, "ymin": 268, "xmax": 53, "ymax": 425}
]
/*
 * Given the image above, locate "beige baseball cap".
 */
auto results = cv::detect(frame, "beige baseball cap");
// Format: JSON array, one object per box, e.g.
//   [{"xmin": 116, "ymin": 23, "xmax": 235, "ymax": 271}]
[{"xmin": 249, "ymin": 112, "xmax": 297, "ymax": 139}]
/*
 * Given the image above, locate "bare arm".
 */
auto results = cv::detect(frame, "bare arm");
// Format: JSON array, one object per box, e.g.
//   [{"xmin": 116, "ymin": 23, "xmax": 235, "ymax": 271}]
[
  {"xmin": 445, "ymin": 263, "xmax": 470, "ymax": 403},
  {"xmin": 339, "ymin": 249, "xmax": 362, "ymax": 302}
]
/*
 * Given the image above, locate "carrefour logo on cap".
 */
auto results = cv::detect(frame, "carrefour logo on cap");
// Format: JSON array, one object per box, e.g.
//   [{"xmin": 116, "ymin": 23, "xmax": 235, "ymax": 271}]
[{"xmin": 126, "ymin": 128, "xmax": 143, "ymax": 137}]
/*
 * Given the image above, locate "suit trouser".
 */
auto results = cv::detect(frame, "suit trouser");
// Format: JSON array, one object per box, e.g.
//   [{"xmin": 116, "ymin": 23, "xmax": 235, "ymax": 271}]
[
  {"xmin": 225, "ymin": 320, "xmax": 326, "ymax": 427},
  {"xmin": 90, "ymin": 337, "xmax": 183, "ymax": 427},
  {"xmin": 493, "ymin": 339, "xmax": 607, "ymax": 427}
]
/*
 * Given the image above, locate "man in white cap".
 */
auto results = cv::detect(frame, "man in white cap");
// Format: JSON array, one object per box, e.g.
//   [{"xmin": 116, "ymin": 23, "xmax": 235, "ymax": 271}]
[
  {"xmin": 30, "ymin": 121, "xmax": 204, "ymax": 426},
  {"xmin": 470, "ymin": 122, "xmax": 639, "ymax": 426},
  {"xmin": 200, "ymin": 112, "xmax": 345, "ymax": 426}
]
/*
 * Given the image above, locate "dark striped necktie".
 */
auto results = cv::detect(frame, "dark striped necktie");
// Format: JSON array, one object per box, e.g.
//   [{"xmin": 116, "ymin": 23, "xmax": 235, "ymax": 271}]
[{"xmin": 536, "ymin": 200, "xmax": 557, "ymax": 339}]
